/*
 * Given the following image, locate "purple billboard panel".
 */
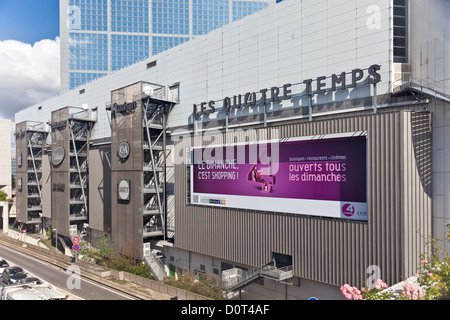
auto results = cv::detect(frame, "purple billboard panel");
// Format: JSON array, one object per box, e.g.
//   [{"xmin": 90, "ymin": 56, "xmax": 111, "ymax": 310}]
[{"xmin": 190, "ymin": 133, "xmax": 368, "ymax": 221}]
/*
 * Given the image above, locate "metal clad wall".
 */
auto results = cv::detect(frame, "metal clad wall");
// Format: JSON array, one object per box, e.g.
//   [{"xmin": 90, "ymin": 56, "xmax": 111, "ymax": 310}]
[
  {"xmin": 110, "ymin": 83, "xmax": 144, "ymax": 258},
  {"xmin": 15, "ymin": 122, "xmax": 28, "ymax": 224},
  {"xmin": 41, "ymin": 154, "xmax": 52, "ymax": 219},
  {"xmin": 174, "ymin": 110, "xmax": 432, "ymax": 288},
  {"xmin": 51, "ymin": 108, "xmax": 71, "ymax": 237},
  {"xmin": 402, "ymin": 111, "xmax": 433, "ymax": 278},
  {"xmin": 88, "ymin": 145, "xmax": 112, "ymax": 232}
]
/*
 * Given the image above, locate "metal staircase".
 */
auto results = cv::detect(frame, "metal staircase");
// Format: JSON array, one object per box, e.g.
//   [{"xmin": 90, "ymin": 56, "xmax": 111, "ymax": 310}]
[
  {"xmin": 68, "ymin": 109, "xmax": 95, "ymax": 229},
  {"xmin": 221, "ymin": 261, "xmax": 294, "ymax": 292},
  {"xmin": 141, "ymin": 86, "xmax": 174, "ymax": 240},
  {"xmin": 144, "ymin": 251, "xmax": 167, "ymax": 281},
  {"xmin": 22, "ymin": 122, "xmax": 48, "ymax": 229}
]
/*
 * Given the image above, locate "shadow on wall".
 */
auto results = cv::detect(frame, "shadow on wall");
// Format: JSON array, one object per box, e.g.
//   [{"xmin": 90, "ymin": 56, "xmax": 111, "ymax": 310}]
[{"xmin": 411, "ymin": 111, "xmax": 432, "ymax": 197}]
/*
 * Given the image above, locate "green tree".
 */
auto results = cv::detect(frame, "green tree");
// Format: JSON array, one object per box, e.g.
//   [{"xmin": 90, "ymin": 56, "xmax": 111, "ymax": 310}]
[{"xmin": 0, "ymin": 190, "xmax": 8, "ymax": 201}]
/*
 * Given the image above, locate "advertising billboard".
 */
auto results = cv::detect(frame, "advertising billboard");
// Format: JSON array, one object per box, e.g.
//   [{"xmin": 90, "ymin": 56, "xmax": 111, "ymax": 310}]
[{"xmin": 190, "ymin": 132, "xmax": 368, "ymax": 221}]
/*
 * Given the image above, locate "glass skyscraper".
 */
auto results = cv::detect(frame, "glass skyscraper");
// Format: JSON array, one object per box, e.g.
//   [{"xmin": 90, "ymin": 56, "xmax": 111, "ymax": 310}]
[{"xmin": 60, "ymin": 0, "xmax": 275, "ymax": 92}]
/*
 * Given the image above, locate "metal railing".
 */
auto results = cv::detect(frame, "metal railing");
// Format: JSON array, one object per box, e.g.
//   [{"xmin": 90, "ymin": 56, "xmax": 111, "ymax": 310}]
[
  {"xmin": 220, "ymin": 263, "xmax": 294, "ymax": 291},
  {"xmin": 220, "ymin": 267, "xmax": 261, "ymax": 291},
  {"xmin": 261, "ymin": 265, "xmax": 293, "ymax": 280},
  {"xmin": 392, "ymin": 75, "xmax": 450, "ymax": 102}
]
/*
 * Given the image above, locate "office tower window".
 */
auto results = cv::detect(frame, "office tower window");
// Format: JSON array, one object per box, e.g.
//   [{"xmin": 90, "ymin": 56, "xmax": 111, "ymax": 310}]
[
  {"xmin": 111, "ymin": 34, "xmax": 150, "ymax": 70},
  {"xmin": 111, "ymin": 0, "xmax": 149, "ymax": 33},
  {"xmin": 152, "ymin": 36, "xmax": 189, "ymax": 55},
  {"xmin": 69, "ymin": 33, "xmax": 108, "ymax": 71},
  {"xmin": 69, "ymin": 72, "xmax": 107, "ymax": 89},
  {"xmin": 393, "ymin": 0, "xmax": 408, "ymax": 63},
  {"xmin": 62, "ymin": 0, "xmax": 275, "ymax": 91},
  {"xmin": 232, "ymin": 1, "xmax": 268, "ymax": 21},
  {"xmin": 152, "ymin": 0, "xmax": 190, "ymax": 35},
  {"xmin": 68, "ymin": 0, "xmax": 108, "ymax": 31},
  {"xmin": 192, "ymin": 0, "xmax": 230, "ymax": 35}
]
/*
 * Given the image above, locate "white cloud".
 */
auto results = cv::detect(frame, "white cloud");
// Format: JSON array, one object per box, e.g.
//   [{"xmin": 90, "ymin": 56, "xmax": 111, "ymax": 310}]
[{"xmin": 0, "ymin": 37, "xmax": 60, "ymax": 120}]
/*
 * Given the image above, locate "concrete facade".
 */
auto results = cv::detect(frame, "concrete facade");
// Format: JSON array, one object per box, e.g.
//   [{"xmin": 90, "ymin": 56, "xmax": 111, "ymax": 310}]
[{"xmin": 409, "ymin": 0, "xmax": 450, "ymax": 253}]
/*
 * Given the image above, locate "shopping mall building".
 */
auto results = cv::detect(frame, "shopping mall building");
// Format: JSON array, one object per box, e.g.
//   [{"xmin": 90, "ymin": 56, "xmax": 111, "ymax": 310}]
[{"xmin": 14, "ymin": 0, "xmax": 449, "ymax": 299}]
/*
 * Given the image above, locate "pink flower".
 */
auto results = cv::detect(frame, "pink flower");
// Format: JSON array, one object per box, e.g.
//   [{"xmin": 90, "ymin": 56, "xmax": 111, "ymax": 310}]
[
  {"xmin": 374, "ymin": 279, "xmax": 388, "ymax": 290},
  {"xmin": 420, "ymin": 260, "xmax": 428, "ymax": 264},
  {"xmin": 403, "ymin": 284, "xmax": 412, "ymax": 295},
  {"xmin": 345, "ymin": 293, "xmax": 352, "ymax": 300}
]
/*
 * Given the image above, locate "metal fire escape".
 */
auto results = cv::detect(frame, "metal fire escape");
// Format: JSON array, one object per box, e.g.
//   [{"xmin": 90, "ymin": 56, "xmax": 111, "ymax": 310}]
[
  {"xmin": 142, "ymin": 89, "xmax": 170, "ymax": 239},
  {"xmin": 68, "ymin": 109, "xmax": 95, "ymax": 235},
  {"xmin": 392, "ymin": 75, "xmax": 450, "ymax": 105},
  {"xmin": 24, "ymin": 122, "xmax": 48, "ymax": 227},
  {"xmin": 140, "ymin": 83, "xmax": 177, "ymax": 282},
  {"xmin": 221, "ymin": 261, "xmax": 294, "ymax": 292}
]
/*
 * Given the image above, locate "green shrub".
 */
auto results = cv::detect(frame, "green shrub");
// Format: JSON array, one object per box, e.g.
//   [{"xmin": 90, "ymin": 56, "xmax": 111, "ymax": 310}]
[{"xmin": 164, "ymin": 272, "xmax": 226, "ymax": 300}]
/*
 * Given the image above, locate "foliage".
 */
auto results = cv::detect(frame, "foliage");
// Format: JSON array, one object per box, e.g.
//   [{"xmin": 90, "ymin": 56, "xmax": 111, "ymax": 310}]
[
  {"xmin": 78, "ymin": 233, "xmax": 152, "ymax": 279},
  {"xmin": 341, "ymin": 280, "xmax": 390, "ymax": 300},
  {"xmin": 415, "ymin": 226, "xmax": 450, "ymax": 300},
  {"xmin": 0, "ymin": 190, "xmax": 10, "ymax": 201},
  {"xmin": 46, "ymin": 228, "xmax": 52, "ymax": 239},
  {"xmin": 108, "ymin": 254, "xmax": 153, "ymax": 278},
  {"xmin": 0, "ymin": 189, "xmax": 13, "ymax": 202},
  {"xmin": 164, "ymin": 272, "xmax": 226, "ymax": 300},
  {"xmin": 340, "ymin": 223, "xmax": 450, "ymax": 300}
]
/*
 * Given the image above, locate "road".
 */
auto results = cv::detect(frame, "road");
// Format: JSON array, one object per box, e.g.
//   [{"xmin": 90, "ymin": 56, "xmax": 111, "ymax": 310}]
[{"xmin": 0, "ymin": 244, "xmax": 136, "ymax": 300}]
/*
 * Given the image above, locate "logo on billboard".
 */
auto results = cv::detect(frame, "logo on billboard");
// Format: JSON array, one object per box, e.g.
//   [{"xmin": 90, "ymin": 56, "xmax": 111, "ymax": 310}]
[
  {"xmin": 118, "ymin": 141, "xmax": 130, "ymax": 161},
  {"xmin": 118, "ymin": 180, "xmax": 131, "ymax": 202},
  {"xmin": 342, "ymin": 203, "xmax": 355, "ymax": 217},
  {"xmin": 52, "ymin": 147, "xmax": 65, "ymax": 166}
]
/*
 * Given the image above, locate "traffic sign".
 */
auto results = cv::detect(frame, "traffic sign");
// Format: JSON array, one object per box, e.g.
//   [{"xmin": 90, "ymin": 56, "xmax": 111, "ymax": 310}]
[
  {"xmin": 72, "ymin": 237, "xmax": 80, "ymax": 244},
  {"xmin": 72, "ymin": 244, "xmax": 80, "ymax": 251}
]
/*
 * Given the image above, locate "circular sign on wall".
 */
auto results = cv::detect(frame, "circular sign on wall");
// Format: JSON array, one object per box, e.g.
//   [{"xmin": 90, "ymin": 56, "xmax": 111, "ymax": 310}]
[
  {"xmin": 52, "ymin": 147, "xmax": 66, "ymax": 166},
  {"xmin": 118, "ymin": 140, "xmax": 131, "ymax": 161},
  {"xmin": 118, "ymin": 179, "xmax": 131, "ymax": 201}
]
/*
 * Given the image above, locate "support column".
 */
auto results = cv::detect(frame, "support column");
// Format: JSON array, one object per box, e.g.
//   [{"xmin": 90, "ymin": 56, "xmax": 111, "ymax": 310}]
[{"xmin": 1, "ymin": 202, "xmax": 9, "ymax": 233}]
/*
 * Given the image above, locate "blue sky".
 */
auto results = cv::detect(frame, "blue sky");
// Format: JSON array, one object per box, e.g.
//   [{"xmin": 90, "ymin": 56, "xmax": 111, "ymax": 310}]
[
  {"xmin": 0, "ymin": 0, "xmax": 61, "ymax": 132},
  {"xmin": 0, "ymin": 0, "xmax": 59, "ymax": 44}
]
